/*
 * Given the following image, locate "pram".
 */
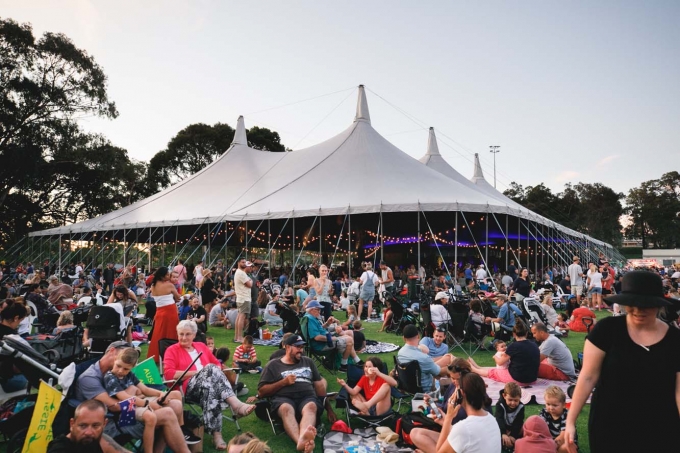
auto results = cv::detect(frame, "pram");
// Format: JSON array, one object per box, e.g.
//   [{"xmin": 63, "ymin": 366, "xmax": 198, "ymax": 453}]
[
  {"xmin": 385, "ymin": 296, "xmax": 422, "ymax": 335},
  {"xmin": 25, "ymin": 327, "xmax": 86, "ymax": 368},
  {"xmin": 85, "ymin": 305, "xmax": 128, "ymax": 353},
  {"xmin": 522, "ymin": 298, "xmax": 562, "ymax": 337},
  {"xmin": 0, "ymin": 336, "xmax": 61, "ymax": 450}
]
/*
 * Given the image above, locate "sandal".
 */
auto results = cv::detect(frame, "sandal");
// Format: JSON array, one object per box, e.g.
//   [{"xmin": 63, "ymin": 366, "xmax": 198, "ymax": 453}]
[
  {"xmin": 234, "ymin": 403, "xmax": 255, "ymax": 418},
  {"xmin": 213, "ymin": 435, "xmax": 227, "ymax": 451}
]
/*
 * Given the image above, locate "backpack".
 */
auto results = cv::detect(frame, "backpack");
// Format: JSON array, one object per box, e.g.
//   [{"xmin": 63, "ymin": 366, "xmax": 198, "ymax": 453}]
[{"xmin": 396, "ymin": 412, "xmax": 441, "ymax": 445}]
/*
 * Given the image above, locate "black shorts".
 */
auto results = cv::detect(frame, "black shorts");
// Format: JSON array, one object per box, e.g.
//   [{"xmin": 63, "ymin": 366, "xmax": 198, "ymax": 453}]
[
  {"xmin": 602, "ymin": 288, "xmax": 612, "ymax": 295},
  {"xmin": 271, "ymin": 395, "xmax": 323, "ymax": 419}
]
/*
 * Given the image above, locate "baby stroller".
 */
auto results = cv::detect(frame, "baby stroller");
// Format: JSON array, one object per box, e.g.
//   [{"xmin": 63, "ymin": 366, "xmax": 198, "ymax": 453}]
[
  {"xmin": 25, "ymin": 327, "xmax": 86, "ymax": 368},
  {"xmin": 276, "ymin": 298, "xmax": 301, "ymax": 334},
  {"xmin": 85, "ymin": 305, "xmax": 127, "ymax": 353},
  {"xmin": 522, "ymin": 298, "xmax": 562, "ymax": 337},
  {"xmin": 385, "ymin": 297, "xmax": 421, "ymax": 335}
]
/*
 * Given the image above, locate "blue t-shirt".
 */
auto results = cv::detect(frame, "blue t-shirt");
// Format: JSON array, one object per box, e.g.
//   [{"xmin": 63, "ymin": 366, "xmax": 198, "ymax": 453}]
[
  {"xmin": 304, "ymin": 313, "xmax": 328, "ymax": 351},
  {"xmin": 498, "ymin": 302, "xmax": 522, "ymax": 328},
  {"xmin": 464, "ymin": 269, "xmax": 473, "ymax": 279},
  {"xmin": 296, "ymin": 288, "xmax": 309, "ymax": 302},
  {"xmin": 397, "ymin": 344, "xmax": 441, "ymax": 391},
  {"xmin": 419, "ymin": 336, "xmax": 448, "ymax": 358}
]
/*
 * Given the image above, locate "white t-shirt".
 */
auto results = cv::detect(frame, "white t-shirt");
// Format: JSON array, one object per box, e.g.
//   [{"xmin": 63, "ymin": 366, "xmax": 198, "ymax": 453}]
[
  {"xmin": 475, "ymin": 268, "xmax": 488, "ymax": 279},
  {"xmin": 340, "ymin": 297, "xmax": 350, "ymax": 310},
  {"xmin": 188, "ymin": 349, "xmax": 203, "ymax": 371},
  {"xmin": 447, "ymin": 412, "xmax": 501, "ymax": 453},
  {"xmin": 234, "ymin": 269, "xmax": 251, "ymax": 302},
  {"xmin": 494, "ymin": 351, "xmax": 509, "ymax": 369},
  {"xmin": 360, "ymin": 271, "xmax": 379, "ymax": 287},
  {"xmin": 194, "ymin": 265, "xmax": 204, "ymax": 283},
  {"xmin": 587, "ymin": 269, "xmax": 603, "ymax": 288},
  {"xmin": 209, "ymin": 304, "xmax": 226, "ymax": 324},
  {"xmin": 430, "ymin": 304, "xmax": 450, "ymax": 326},
  {"xmin": 568, "ymin": 263, "xmax": 583, "ymax": 286},
  {"xmin": 75, "ymin": 265, "xmax": 83, "ymax": 276}
]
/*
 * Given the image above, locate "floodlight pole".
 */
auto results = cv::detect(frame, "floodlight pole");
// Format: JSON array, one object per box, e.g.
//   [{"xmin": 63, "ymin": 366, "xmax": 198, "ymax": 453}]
[{"xmin": 489, "ymin": 146, "xmax": 500, "ymax": 188}]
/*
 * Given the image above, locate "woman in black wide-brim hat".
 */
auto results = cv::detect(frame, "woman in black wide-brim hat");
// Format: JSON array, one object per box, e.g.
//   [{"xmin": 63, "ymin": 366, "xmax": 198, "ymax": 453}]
[{"xmin": 565, "ymin": 271, "xmax": 680, "ymax": 453}]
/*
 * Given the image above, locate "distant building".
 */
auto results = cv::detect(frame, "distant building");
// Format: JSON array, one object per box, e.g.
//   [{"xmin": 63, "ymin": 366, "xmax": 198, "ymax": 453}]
[
  {"xmin": 622, "ymin": 238, "xmax": 643, "ymax": 247},
  {"xmin": 642, "ymin": 249, "xmax": 680, "ymax": 267}
]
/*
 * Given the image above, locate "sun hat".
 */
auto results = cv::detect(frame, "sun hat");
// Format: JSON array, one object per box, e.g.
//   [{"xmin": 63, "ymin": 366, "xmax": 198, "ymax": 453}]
[
  {"xmin": 376, "ymin": 427, "xmax": 399, "ymax": 443},
  {"xmin": 305, "ymin": 300, "xmax": 323, "ymax": 310},
  {"xmin": 603, "ymin": 271, "xmax": 671, "ymax": 308},
  {"xmin": 434, "ymin": 291, "xmax": 449, "ymax": 301},
  {"xmin": 330, "ymin": 420, "xmax": 352, "ymax": 434}
]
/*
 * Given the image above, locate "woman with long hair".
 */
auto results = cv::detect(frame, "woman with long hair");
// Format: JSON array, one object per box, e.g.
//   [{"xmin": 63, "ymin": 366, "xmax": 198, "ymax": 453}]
[
  {"xmin": 358, "ymin": 262, "xmax": 379, "ymax": 319},
  {"xmin": 586, "ymin": 263, "xmax": 603, "ymax": 311},
  {"xmin": 199, "ymin": 268, "xmax": 217, "ymax": 312},
  {"xmin": 314, "ymin": 264, "xmax": 333, "ymax": 320},
  {"xmin": 509, "ymin": 268, "xmax": 532, "ymax": 302},
  {"xmin": 435, "ymin": 372, "xmax": 500, "ymax": 453},
  {"xmin": 146, "ymin": 267, "xmax": 181, "ymax": 361}
]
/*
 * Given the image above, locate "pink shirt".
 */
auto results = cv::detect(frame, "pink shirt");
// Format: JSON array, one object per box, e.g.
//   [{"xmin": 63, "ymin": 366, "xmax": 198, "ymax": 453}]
[
  {"xmin": 163, "ymin": 341, "xmax": 221, "ymax": 393},
  {"xmin": 173, "ymin": 264, "xmax": 187, "ymax": 286}
]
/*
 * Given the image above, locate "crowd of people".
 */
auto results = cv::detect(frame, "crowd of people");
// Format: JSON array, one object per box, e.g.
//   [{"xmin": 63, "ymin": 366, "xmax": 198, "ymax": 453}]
[{"xmin": 0, "ymin": 253, "xmax": 679, "ymax": 453}]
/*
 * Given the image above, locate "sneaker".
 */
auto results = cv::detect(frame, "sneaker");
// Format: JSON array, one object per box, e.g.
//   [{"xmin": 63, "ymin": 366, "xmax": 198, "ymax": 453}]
[
  {"xmin": 247, "ymin": 369, "xmax": 259, "ymax": 374},
  {"xmin": 339, "ymin": 364, "xmax": 348, "ymax": 372},
  {"xmin": 181, "ymin": 426, "xmax": 201, "ymax": 445},
  {"xmin": 354, "ymin": 360, "xmax": 364, "ymax": 367},
  {"xmin": 237, "ymin": 386, "xmax": 249, "ymax": 397},
  {"xmin": 256, "ymin": 366, "xmax": 263, "ymax": 373}
]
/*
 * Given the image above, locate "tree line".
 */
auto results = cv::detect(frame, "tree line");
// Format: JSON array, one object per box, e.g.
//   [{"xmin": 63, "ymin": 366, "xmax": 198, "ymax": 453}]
[{"xmin": 2, "ymin": 18, "xmax": 678, "ymax": 251}]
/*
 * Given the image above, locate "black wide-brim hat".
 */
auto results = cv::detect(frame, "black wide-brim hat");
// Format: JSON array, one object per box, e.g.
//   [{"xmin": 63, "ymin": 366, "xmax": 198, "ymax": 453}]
[{"xmin": 603, "ymin": 271, "xmax": 671, "ymax": 308}]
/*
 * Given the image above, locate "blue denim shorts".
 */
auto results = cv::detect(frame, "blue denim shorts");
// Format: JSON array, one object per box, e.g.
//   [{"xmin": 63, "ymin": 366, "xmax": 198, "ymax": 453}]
[{"xmin": 589, "ymin": 287, "xmax": 602, "ymax": 295}]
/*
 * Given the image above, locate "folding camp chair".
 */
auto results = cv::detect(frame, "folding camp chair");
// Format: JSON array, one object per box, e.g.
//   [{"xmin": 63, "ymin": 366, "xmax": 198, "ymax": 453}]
[
  {"xmin": 299, "ymin": 316, "xmax": 338, "ymax": 374},
  {"xmin": 157, "ymin": 338, "xmax": 243, "ymax": 431},
  {"xmin": 392, "ymin": 356, "xmax": 423, "ymax": 410},
  {"xmin": 255, "ymin": 394, "xmax": 335, "ymax": 435},
  {"xmin": 335, "ymin": 364, "xmax": 400, "ymax": 429}
]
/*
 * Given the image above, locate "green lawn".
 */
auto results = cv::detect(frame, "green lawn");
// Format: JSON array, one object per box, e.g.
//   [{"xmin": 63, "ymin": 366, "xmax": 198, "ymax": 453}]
[{"xmin": 134, "ymin": 306, "xmax": 606, "ymax": 453}]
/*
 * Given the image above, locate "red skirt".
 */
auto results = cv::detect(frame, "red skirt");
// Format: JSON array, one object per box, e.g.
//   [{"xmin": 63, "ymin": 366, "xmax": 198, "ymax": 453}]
[{"xmin": 147, "ymin": 304, "xmax": 179, "ymax": 362}]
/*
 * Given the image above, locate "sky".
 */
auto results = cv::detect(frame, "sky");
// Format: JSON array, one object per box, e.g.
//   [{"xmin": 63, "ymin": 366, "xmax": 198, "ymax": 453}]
[{"xmin": 2, "ymin": 0, "xmax": 679, "ymax": 198}]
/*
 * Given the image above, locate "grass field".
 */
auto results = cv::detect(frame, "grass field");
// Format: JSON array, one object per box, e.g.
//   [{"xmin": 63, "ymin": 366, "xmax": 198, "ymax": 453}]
[{"xmin": 133, "ymin": 305, "xmax": 606, "ymax": 453}]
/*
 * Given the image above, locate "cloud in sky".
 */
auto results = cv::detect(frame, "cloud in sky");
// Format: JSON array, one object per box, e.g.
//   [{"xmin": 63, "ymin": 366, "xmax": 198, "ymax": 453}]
[
  {"xmin": 556, "ymin": 171, "xmax": 579, "ymax": 182},
  {"xmin": 597, "ymin": 154, "xmax": 621, "ymax": 166}
]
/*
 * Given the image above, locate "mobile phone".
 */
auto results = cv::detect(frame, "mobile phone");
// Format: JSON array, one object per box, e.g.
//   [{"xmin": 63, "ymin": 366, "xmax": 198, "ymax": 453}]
[{"xmin": 455, "ymin": 389, "xmax": 463, "ymax": 405}]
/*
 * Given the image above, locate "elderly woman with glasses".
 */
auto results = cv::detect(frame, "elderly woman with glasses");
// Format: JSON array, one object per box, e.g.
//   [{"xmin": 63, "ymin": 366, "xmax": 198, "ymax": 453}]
[
  {"xmin": 163, "ymin": 320, "xmax": 255, "ymax": 450},
  {"xmin": 336, "ymin": 356, "xmax": 396, "ymax": 416}
]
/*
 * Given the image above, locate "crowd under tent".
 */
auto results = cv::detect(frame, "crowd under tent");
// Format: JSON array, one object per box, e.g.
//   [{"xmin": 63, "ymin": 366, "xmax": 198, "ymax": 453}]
[{"xmin": 14, "ymin": 86, "xmax": 623, "ymax": 280}]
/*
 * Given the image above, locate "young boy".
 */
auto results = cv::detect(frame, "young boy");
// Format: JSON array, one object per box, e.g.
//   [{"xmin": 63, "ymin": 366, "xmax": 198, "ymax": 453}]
[
  {"xmin": 494, "ymin": 382, "xmax": 525, "ymax": 451},
  {"xmin": 232, "ymin": 335, "xmax": 262, "ymax": 373},
  {"xmin": 539, "ymin": 385, "xmax": 577, "ymax": 452},
  {"xmin": 206, "ymin": 336, "xmax": 216, "ymax": 354},
  {"xmin": 103, "ymin": 349, "xmax": 196, "ymax": 451}
]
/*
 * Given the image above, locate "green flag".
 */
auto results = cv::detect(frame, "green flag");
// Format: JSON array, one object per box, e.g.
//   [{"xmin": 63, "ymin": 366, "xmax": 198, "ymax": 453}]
[{"xmin": 133, "ymin": 357, "xmax": 163, "ymax": 385}]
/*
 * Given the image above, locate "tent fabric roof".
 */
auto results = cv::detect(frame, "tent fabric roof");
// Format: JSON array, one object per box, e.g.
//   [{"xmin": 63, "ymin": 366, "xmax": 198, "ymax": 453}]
[{"xmin": 30, "ymin": 86, "xmax": 608, "ymax": 248}]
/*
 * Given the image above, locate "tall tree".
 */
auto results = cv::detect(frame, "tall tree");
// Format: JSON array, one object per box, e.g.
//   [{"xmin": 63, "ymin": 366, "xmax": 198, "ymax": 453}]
[
  {"xmin": 0, "ymin": 18, "xmax": 118, "ymax": 210},
  {"xmin": 625, "ymin": 171, "xmax": 680, "ymax": 248},
  {"xmin": 573, "ymin": 183, "xmax": 624, "ymax": 246}
]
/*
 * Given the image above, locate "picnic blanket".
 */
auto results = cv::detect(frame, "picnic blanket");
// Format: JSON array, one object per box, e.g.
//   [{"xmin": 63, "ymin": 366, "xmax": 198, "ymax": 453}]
[
  {"xmin": 363, "ymin": 341, "xmax": 399, "ymax": 354},
  {"xmin": 323, "ymin": 428, "xmax": 414, "ymax": 453},
  {"xmin": 483, "ymin": 377, "xmax": 584, "ymax": 405}
]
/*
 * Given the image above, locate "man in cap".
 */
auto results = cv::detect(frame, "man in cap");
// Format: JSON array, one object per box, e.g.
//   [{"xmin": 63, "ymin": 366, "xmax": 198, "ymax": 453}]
[
  {"xmin": 397, "ymin": 325, "xmax": 450, "ymax": 391},
  {"xmin": 567, "ymin": 256, "xmax": 584, "ymax": 304},
  {"xmin": 234, "ymin": 258, "xmax": 253, "ymax": 343},
  {"xmin": 303, "ymin": 300, "xmax": 362, "ymax": 371},
  {"xmin": 430, "ymin": 291, "xmax": 452, "ymax": 328},
  {"xmin": 74, "ymin": 341, "xmax": 198, "ymax": 450},
  {"xmin": 258, "ymin": 335, "xmax": 324, "ymax": 452}
]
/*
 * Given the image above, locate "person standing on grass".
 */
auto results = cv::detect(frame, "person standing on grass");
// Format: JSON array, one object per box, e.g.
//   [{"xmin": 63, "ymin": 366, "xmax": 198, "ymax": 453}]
[{"xmin": 234, "ymin": 258, "xmax": 253, "ymax": 343}]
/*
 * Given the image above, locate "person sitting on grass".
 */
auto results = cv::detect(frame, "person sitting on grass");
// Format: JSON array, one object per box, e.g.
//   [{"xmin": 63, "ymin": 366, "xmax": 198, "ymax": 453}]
[
  {"xmin": 539, "ymin": 385, "xmax": 576, "ymax": 453},
  {"xmin": 514, "ymin": 415, "xmax": 555, "ymax": 453},
  {"xmin": 340, "ymin": 304, "xmax": 357, "ymax": 330},
  {"xmin": 226, "ymin": 432, "xmax": 257, "ymax": 453},
  {"xmin": 233, "ymin": 335, "xmax": 262, "ymax": 373},
  {"xmin": 555, "ymin": 313, "xmax": 570, "ymax": 336},
  {"xmin": 495, "ymin": 382, "xmax": 525, "ymax": 451},
  {"xmin": 336, "ymin": 356, "xmax": 397, "ymax": 416}
]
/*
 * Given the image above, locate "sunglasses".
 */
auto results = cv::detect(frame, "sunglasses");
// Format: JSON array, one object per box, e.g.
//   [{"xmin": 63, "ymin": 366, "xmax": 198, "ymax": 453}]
[{"xmin": 435, "ymin": 326, "xmax": 447, "ymax": 333}]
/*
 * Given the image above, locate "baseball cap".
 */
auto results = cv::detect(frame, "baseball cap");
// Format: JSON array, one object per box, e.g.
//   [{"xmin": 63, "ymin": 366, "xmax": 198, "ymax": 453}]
[
  {"xmin": 283, "ymin": 335, "xmax": 306, "ymax": 346},
  {"xmin": 244, "ymin": 261, "xmax": 254, "ymax": 267},
  {"xmin": 434, "ymin": 291, "xmax": 449, "ymax": 301},
  {"xmin": 403, "ymin": 324, "xmax": 419, "ymax": 339}
]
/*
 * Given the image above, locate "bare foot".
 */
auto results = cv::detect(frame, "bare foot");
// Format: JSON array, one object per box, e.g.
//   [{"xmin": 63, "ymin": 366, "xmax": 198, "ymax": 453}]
[
  {"xmin": 302, "ymin": 439, "xmax": 315, "ymax": 453},
  {"xmin": 297, "ymin": 425, "xmax": 316, "ymax": 451}
]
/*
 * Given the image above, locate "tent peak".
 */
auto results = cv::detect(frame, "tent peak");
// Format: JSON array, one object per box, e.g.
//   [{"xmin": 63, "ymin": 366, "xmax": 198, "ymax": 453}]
[
  {"xmin": 354, "ymin": 85, "xmax": 371, "ymax": 124},
  {"xmin": 425, "ymin": 127, "xmax": 440, "ymax": 156},
  {"xmin": 472, "ymin": 153, "xmax": 485, "ymax": 181},
  {"xmin": 232, "ymin": 115, "xmax": 248, "ymax": 145}
]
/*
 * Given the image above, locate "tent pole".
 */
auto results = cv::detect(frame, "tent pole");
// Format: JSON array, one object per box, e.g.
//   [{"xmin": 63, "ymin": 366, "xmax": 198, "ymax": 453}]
[
  {"xmin": 58, "ymin": 234, "xmax": 62, "ymax": 273},
  {"xmin": 534, "ymin": 221, "xmax": 538, "ymax": 278},
  {"xmin": 491, "ymin": 214, "xmax": 521, "ymax": 265},
  {"xmin": 161, "ymin": 227, "xmax": 166, "ymax": 266},
  {"xmin": 348, "ymin": 208, "xmax": 351, "ymax": 279},
  {"xmin": 123, "ymin": 229, "xmax": 127, "ymax": 267},
  {"xmin": 454, "ymin": 210, "xmax": 458, "ymax": 273},
  {"xmin": 268, "ymin": 219, "xmax": 271, "ymax": 280},
  {"xmin": 459, "ymin": 211, "xmax": 497, "ymax": 291},
  {"xmin": 505, "ymin": 213, "xmax": 509, "ymax": 271},
  {"xmin": 245, "ymin": 220, "xmax": 248, "ymax": 261},
  {"xmin": 207, "ymin": 223, "xmax": 211, "ymax": 266},
  {"xmin": 292, "ymin": 215, "xmax": 296, "ymax": 284},
  {"xmin": 225, "ymin": 222, "xmax": 229, "ymax": 270},
  {"xmin": 485, "ymin": 209, "xmax": 489, "ymax": 271},
  {"xmin": 148, "ymin": 227, "xmax": 152, "ymax": 272},
  {"xmin": 517, "ymin": 217, "xmax": 521, "ymax": 268},
  {"xmin": 380, "ymin": 206, "xmax": 384, "ymax": 263},
  {"xmin": 417, "ymin": 208, "xmax": 421, "ymax": 279}
]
